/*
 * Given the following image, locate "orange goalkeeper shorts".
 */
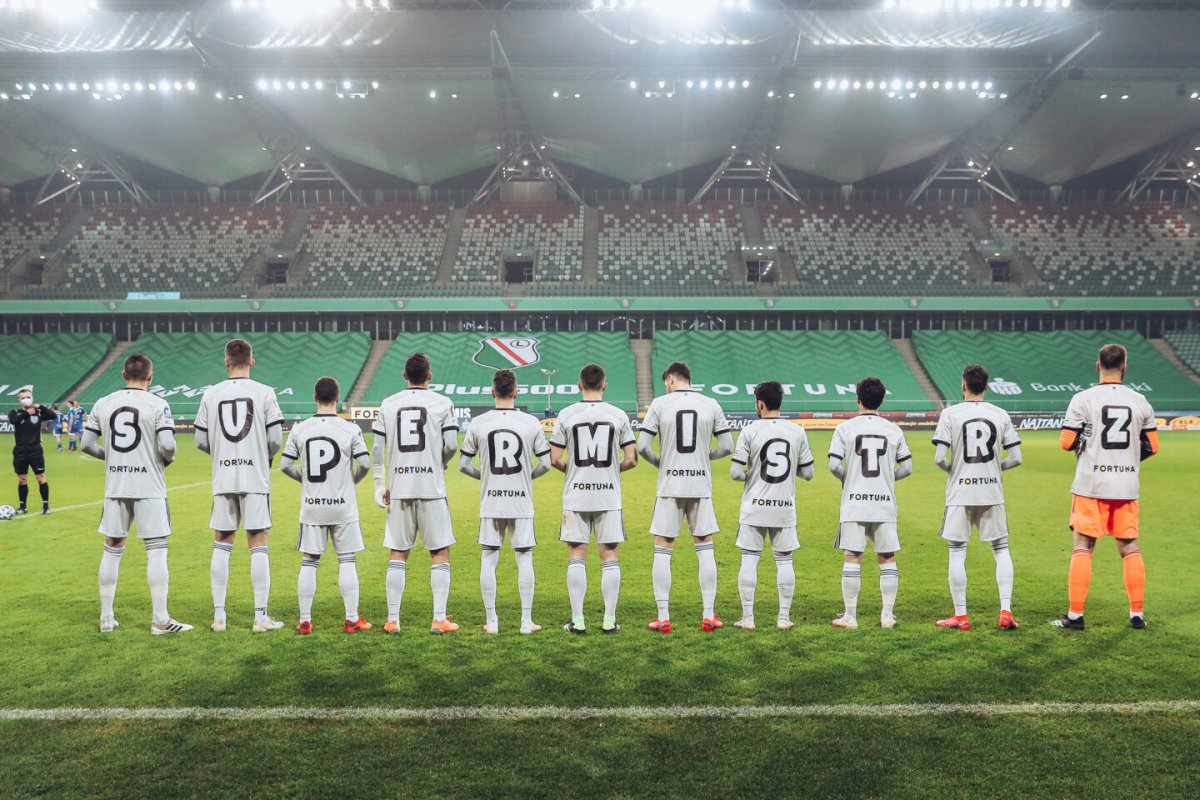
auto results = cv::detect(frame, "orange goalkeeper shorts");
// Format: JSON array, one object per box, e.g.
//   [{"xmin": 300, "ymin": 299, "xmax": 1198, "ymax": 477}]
[{"xmin": 1069, "ymin": 495, "xmax": 1139, "ymax": 540}]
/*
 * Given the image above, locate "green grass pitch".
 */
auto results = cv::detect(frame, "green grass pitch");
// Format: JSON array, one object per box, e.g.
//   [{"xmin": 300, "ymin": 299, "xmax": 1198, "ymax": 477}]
[{"xmin": 2, "ymin": 430, "xmax": 1199, "ymax": 799}]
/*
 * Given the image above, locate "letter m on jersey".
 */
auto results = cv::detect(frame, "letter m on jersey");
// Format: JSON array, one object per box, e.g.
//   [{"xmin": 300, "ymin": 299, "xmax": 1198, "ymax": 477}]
[{"xmin": 473, "ymin": 337, "xmax": 541, "ymax": 370}]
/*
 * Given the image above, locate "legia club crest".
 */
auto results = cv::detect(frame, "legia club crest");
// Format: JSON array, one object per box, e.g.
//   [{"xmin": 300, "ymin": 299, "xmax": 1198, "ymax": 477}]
[
  {"xmin": 989, "ymin": 377, "xmax": 1022, "ymax": 396},
  {"xmin": 472, "ymin": 336, "xmax": 542, "ymax": 370}
]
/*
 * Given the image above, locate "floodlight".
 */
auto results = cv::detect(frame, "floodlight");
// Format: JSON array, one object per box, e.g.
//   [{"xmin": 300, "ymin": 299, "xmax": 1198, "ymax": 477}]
[
  {"xmin": 629, "ymin": 80, "xmax": 637, "ymax": 89},
  {"xmin": 315, "ymin": 80, "xmax": 325, "ymax": 90},
  {"xmin": 272, "ymin": 80, "xmax": 282, "ymax": 90},
  {"xmin": 699, "ymin": 79, "xmax": 708, "ymax": 89},
  {"xmin": 286, "ymin": 80, "xmax": 295, "ymax": 90},
  {"xmin": 429, "ymin": 89, "xmax": 437, "ymax": 98},
  {"xmin": 573, "ymin": 92, "xmax": 580, "ymax": 98},
  {"xmin": 552, "ymin": 90, "xmax": 559, "ymax": 97},
  {"xmin": 741, "ymin": 79, "xmax": 750, "ymax": 89},
  {"xmin": 256, "ymin": 79, "xmax": 268, "ymax": 90}
]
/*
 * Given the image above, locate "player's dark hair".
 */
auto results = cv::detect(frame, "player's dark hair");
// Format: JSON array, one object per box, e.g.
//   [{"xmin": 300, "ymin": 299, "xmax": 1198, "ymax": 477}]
[
  {"xmin": 856, "ymin": 376, "xmax": 886, "ymax": 410},
  {"xmin": 225, "ymin": 338, "xmax": 253, "ymax": 367},
  {"xmin": 662, "ymin": 361, "xmax": 692, "ymax": 383},
  {"xmin": 314, "ymin": 376, "xmax": 340, "ymax": 405},
  {"xmin": 493, "ymin": 369, "xmax": 517, "ymax": 399},
  {"xmin": 124, "ymin": 353, "xmax": 153, "ymax": 381},
  {"xmin": 754, "ymin": 381, "xmax": 784, "ymax": 411},
  {"xmin": 51, "ymin": 404, "xmax": 59, "ymax": 411},
  {"xmin": 580, "ymin": 363, "xmax": 605, "ymax": 391},
  {"xmin": 1099, "ymin": 344, "xmax": 1127, "ymax": 370},
  {"xmin": 962, "ymin": 364, "xmax": 989, "ymax": 395},
  {"xmin": 404, "ymin": 351, "xmax": 431, "ymax": 384}
]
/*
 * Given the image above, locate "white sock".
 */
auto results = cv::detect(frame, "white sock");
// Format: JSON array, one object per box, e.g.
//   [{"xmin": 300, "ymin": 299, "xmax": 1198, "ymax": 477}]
[
  {"xmin": 880, "ymin": 562, "xmax": 899, "ymax": 617},
  {"xmin": 992, "ymin": 538, "xmax": 1014, "ymax": 613},
  {"xmin": 145, "ymin": 538, "xmax": 170, "ymax": 627},
  {"xmin": 738, "ymin": 550, "xmax": 761, "ymax": 620},
  {"xmin": 386, "ymin": 560, "xmax": 406, "ymax": 620},
  {"xmin": 480, "ymin": 547, "xmax": 500, "ymax": 625},
  {"xmin": 601, "ymin": 559, "xmax": 620, "ymax": 627},
  {"xmin": 431, "ymin": 562, "xmax": 451, "ymax": 621},
  {"xmin": 775, "ymin": 553, "xmax": 795, "ymax": 620},
  {"xmin": 567, "ymin": 558, "xmax": 587, "ymax": 626},
  {"xmin": 514, "ymin": 548, "xmax": 535, "ymax": 626},
  {"xmin": 841, "ymin": 561, "xmax": 861, "ymax": 618},
  {"xmin": 298, "ymin": 558, "xmax": 319, "ymax": 623},
  {"xmin": 210, "ymin": 541, "xmax": 232, "ymax": 621},
  {"xmin": 696, "ymin": 541, "xmax": 717, "ymax": 619},
  {"xmin": 948, "ymin": 541, "xmax": 968, "ymax": 616},
  {"xmin": 249, "ymin": 546, "xmax": 271, "ymax": 622},
  {"xmin": 338, "ymin": 553, "xmax": 359, "ymax": 622},
  {"xmin": 99, "ymin": 544, "xmax": 124, "ymax": 622},
  {"xmin": 652, "ymin": 546, "xmax": 673, "ymax": 620}
]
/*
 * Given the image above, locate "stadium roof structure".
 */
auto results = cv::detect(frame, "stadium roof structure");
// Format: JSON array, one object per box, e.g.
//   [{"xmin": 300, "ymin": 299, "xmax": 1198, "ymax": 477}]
[{"xmin": 0, "ymin": 0, "xmax": 1198, "ymax": 201}]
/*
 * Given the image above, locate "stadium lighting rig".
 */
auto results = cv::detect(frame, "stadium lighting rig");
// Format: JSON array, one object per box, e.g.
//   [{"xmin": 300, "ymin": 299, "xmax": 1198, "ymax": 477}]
[
  {"xmin": 810, "ymin": 78, "xmax": 1007, "ymax": 101},
  {"xmin": 229, "ymin": 0, "xmax": 396, "ymax": 11},
  {"xmin": 0, "ymin": 77, "xmax": 200, "ymax": 102},
  {"xmin": 882, "ymin": 0, "xmax": 1071, "ymax": 10},
  {"xmin": 590, "ymin": 0, "xmax": 750, "ymax": 11}
]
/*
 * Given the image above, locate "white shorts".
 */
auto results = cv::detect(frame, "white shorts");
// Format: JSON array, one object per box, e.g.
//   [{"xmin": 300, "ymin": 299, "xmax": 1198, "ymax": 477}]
[
  {"xmin": 834, "ymin": 521, "xmax": 900, "ymax": 554},
  {"xmin": 649, "ymin": 497, "xmax": 719, "ymax": 538},
  {"xmin": 940, "ymin": 505, "xmax": 1009, "ymax": 542},
  {"xmin": 479, "ymin": 517, "xmax": 537, "ymax": 550},
  {"xmin": 296, "ymin": 520, "xmax": 365, "ymax": 556},
  {"xmin": 383, "ymin": 498, "xmax": 455, "ymax": 552},
  {"xmin": 559, "ymin": 509, "xmax": 625, "ymax": 545},
  {"xmin": 99, "ymin": 498, "xmax": 171, "ymax": 539},
  {"xmin": 210, "ymin": 493, "xmax": 272, "ymax": 533},
  {"xmin": 735, "ymin": 524, "xmax": 799, "ymax": 554}
]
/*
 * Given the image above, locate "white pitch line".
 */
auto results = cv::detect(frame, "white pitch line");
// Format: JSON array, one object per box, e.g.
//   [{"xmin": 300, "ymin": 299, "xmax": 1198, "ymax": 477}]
[
  {"xmin": 7, "ymin": 481, "xmax": 210, "ymax": 520},
  {"xmin": 1, "ymin": 701, "xmax": 1199, "ymax": 722}
]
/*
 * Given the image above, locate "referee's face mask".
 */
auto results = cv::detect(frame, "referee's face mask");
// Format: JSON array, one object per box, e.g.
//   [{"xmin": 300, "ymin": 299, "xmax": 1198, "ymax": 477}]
[{"xmin": 18, "ymin": 394, "xmax": 32, "ymax": 408}]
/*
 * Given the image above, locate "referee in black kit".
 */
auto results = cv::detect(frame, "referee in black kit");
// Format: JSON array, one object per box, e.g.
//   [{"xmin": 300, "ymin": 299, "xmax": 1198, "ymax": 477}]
[{"xmin": 8, "ymin": 387, "xmax": 53, "ymax": 514}]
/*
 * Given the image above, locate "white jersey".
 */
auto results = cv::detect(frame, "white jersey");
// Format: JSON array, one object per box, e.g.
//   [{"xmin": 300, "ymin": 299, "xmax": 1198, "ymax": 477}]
[
  {"xmin": 933, "ymin": 401, "xmax": 1021, "ymax": 507},
  {"xmin": 373, "ymin": 387, "xmax": 457, "ymax": 500},
  {"xmin": 641, "ymin": 389, "xmax": 731, "ymax": 498},
  {"xmin": 462, "ymin": 408, "xmax": 549, "ymax": 519},
  {"xmin": 550, "ymin": 400, "xmax": 635, "ymax": 512},
  {"xmin": 194, "ymin": 377, "xmax": 284, "ymax": 496},
  {"xmin": 829, "ymin": 413, "xmax": 912, "ymax": 523},
  {"xmin": 1063, "ymin": 382, "xmax": 1156, "ymax": 501},
  {"xmin": 282, "ymin": 414, "xmax": 368, "ymax": 526},
  {"xmin": 87, "ymin": 388, "xmax": 175, "ymax": 500},
  {"xmin": 733, "ymin": 418, "xmax": 814, "ymax": 527}
]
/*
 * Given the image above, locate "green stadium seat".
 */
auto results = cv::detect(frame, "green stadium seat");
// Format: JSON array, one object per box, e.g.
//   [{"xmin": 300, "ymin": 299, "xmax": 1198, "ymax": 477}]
[{"xmin": 0, "ymin": 332, "xmax": 114, "ymax": 403}]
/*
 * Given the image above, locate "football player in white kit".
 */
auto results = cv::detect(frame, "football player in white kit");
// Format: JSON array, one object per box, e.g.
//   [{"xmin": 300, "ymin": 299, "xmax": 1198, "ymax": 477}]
[
  {"xmin": 828, "ymin": 377, "xmax": 912, "ymax": 630},
  {"xmin": 550, "ymin": 364, "xmax": 637, "ymax": 635},
  {"xmin": 1053, "ymin": 344, "xmax": 1158, "ymax": 631},
  {"xmin": 281, "ymin": 377, "xmax": 372, "ymax": 635},
  {"xmin": 932, "ymin": 364, "xmax": 1023, "ymax": 632},
  {"xmin": 637, "ymin": 361, "xmax": 733, "ymax": 633},
  {"xmin": 730, "ymin": 381, "xmax": 815, "ymax": 631},
  {"xmin": 82, "ymin": 353, "xmax": 192, "ymax": 635},
  {"xmin": 459, "ymin": 369, "xmax": 552, "ymax": 635},
  {"xmin": 372, "ymin": 352, "xmax": 461, "ymax": 635},
  {"xmin": 195, "ymin": 339, "xmax": 285, "ymax": 633}
]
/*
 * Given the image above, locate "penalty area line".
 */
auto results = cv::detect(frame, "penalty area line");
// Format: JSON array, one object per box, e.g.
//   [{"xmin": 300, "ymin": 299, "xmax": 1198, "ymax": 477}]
[
  {"xmin": 2, "ymin": 701, "xmax": 1200, "ymax": 722},
  {"xmin": 7, "ymin": 481, "xmax": 210, "ymax": 520}
]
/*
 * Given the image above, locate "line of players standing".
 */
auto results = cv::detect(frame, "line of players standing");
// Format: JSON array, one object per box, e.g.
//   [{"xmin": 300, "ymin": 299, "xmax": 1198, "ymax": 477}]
[{"xmin": 77, "ymin": 338, "xmax": 1158, "ymax": 636}]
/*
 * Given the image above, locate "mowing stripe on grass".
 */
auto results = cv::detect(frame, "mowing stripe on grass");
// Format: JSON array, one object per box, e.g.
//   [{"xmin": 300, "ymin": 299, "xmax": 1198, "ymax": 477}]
[
  {"xmin": 9, "ymin": 481, "xmax": 210, "ymax": 520},
  {"xmin": 2, "ymin": 702, "xmax": 1199, "ymax": 722}
]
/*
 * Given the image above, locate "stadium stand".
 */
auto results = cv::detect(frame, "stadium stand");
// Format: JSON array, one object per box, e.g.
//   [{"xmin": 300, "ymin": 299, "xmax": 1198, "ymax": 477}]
[
  {"xmin": 912, "ymin": 329, "xmax": 1200, "ymax": 412},
  {"xmin": 650, "ymin": 329, "xmax": 934, "ymax": 412},
  {"xmin": 0, "ymin": 332, "xmax": 113, "ymax": 403},
  {"xmin": 54, "ymin": 205, "xmax": 290, "ymax": 296},
  {"xmin": 0, "ymin": 204, "xmax": 68, "ymax": 273},
  {"xmin": 760, "ymin": 202, "xmax": 1002, "ymax": 296},
  {"xmin": 985, "ymin": 204, "xmax": 1200, "ymax": 297},
  {"xmin": 456, "ymin": 203, "xmax": 583, "ymax": 284},
  {"xmin": 1163, "ymin": 331, "xmax": 1200, "ymax": 376},
  {"xmin": 361, "ymin": 331, "xmax": 638, "ymax": 412},
  {"xmin": 597, "ymin": 202, "xmax": 742, "ymax": 293},
  {"xmin": 80, "ymin": 331, "xmax": 371, "ymax": 416},
  {"xmin": 300, "ymin": 203, "xmax": 449, "ymax": 295}
]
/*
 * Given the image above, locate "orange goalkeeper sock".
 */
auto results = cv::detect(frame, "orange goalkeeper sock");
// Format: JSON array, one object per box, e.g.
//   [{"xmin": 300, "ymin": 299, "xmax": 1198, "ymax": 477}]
[
  {"xmin": 1123, "ymin": 552, "xmax": 1146, "ymax": 614},
  {"xmin": 1068, "ymin": 549, "xmax": 1093, "ymax": 617}
]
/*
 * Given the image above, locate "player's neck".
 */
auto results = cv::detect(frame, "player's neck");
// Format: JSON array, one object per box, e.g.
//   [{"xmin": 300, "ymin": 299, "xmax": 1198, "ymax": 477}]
[
  {"xmin": 962, "ymin": 393, "xmax": 985, "ymax": 402},
  {"xmin": 581, "ymin": 391, "xmax": 604, "ymax": 402},
  {"xmin": 227, "ymin": 369, "xmax": 251, "ymax": 379},
  {"xmin": 760, "ymin": 411, "xmax": 781, "ymax": 419},
  {"xmin": 1098, "ymin": 371, "xmax": 1124, "ymax": 384},
  {"xmin": 407, "ymin": 383, "xmax": 429, "ymax": 390},
  {"xmin": 669, "ymin": 384, "xmax": 693, "ymax": 393},
  {"xmin": 124, "ymin": 381, "xmax": 151, "ymax": 391},
  {"xmin": 315, "ymin": 404, "xmax": 337, "ymax": 415},
  {"xmin": 494, "ymin": 399, "xmax": 516, "ymax": 410}
]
